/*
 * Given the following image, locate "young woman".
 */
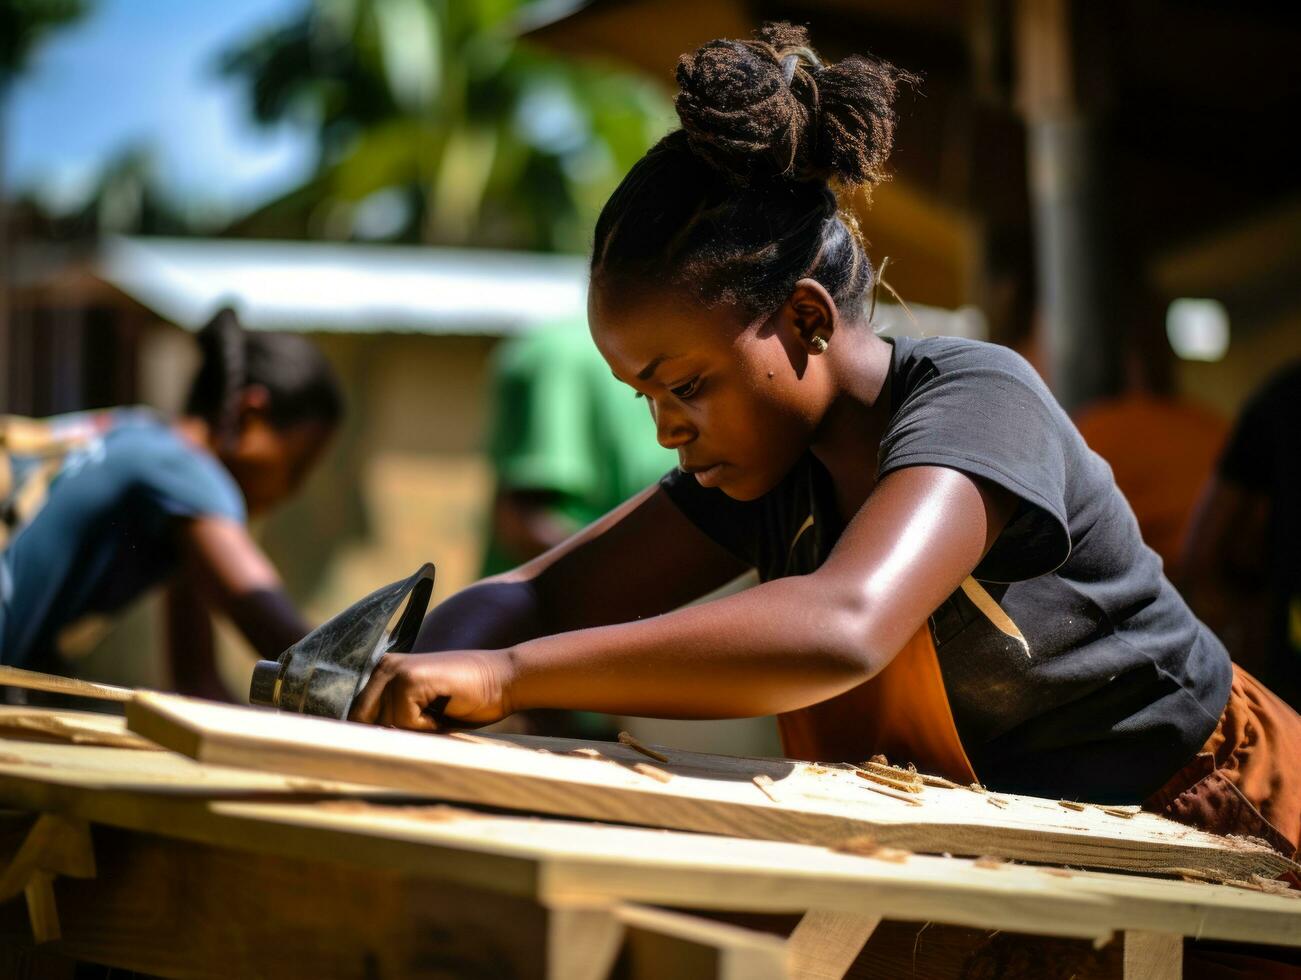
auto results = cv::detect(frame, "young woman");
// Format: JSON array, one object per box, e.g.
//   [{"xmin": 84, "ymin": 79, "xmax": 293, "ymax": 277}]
[
  {"xmin": 0, "ymin": 309, "xmax": 343, "ymax": 700},
  {"xmin": 351, "ymin": 25, "xmax": 1300, "ymax": 864}
]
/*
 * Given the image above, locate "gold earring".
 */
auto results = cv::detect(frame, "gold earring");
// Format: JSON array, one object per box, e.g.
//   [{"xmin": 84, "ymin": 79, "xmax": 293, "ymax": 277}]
[{"xmin": 810, "ymin": 336, "xmax": 829, "ymax": 353}]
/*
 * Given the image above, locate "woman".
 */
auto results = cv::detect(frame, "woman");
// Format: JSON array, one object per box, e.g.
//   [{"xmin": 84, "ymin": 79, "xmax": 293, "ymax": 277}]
[
  {"xmin": 0, "ymin": 308, "xmax": 343, "ymax": 699},
  {"xmin": 350, "ymin": 25, "xmax": 1300, "ymax": 875}
]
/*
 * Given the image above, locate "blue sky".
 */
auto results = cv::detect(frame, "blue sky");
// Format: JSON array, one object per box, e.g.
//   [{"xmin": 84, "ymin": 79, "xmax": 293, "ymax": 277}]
[{"xmin": 8, "ymin": 0, "xmax": 316, "ymax": 221}]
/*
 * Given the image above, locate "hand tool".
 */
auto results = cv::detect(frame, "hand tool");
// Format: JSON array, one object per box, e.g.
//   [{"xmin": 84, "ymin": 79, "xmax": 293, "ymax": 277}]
[{"xmin": 249, "ymin": 563, "xmax": 436, "ymax": 719}]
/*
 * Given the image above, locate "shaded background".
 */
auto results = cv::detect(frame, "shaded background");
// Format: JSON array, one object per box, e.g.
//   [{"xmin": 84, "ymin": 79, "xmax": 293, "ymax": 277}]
[{"xmin": 3, "ymin": 0, "xmax": 1298, "ymax": 751}]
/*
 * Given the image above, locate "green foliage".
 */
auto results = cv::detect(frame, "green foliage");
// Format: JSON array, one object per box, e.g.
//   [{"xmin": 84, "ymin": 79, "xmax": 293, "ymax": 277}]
[
  {"xmin": 0, "ymin": 0, "xmax": 91, "ymax": 78},
  {"xmin": 220, "ymin": 0, "xmax": 672, "ymax": 250}
]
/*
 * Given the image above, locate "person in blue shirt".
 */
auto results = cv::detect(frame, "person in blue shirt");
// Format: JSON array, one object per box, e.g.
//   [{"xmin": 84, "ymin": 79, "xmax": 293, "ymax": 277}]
[{"xmin": 0, "ymin": 308, "xmax": 344, "ymax": 700}]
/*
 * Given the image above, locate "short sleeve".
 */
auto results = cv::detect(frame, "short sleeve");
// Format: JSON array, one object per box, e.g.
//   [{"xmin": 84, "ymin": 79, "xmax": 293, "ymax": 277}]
[
  {"xmin": 488, "ymin": 327, "xmax": 599, "ymax": 499},
  {"xmin": 878, "ymin": 345, "xmax": 1071, "ymax": 582},
  {"xmin": 135, "ymin": 438, "xmax": 246, "ymax": 525}
]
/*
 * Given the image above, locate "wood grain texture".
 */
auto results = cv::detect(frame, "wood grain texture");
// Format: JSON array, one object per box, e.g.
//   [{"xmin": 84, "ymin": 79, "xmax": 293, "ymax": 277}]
[
  {"xmin": 126, "ymin": 692, "xmax": 1297, "ymax": 881},
  {"xmin": 0, "ymin": 668, "xmax": 132, "ymax": 704},
  {"xmin": 1122, "ymin": 931, "xmax": 1182, "ymax": 980},
  {"xmin": 0, "ymin": 734, "xmax": 1299, "ymax": 951},
  {"xmin": 787, "ymin": 909, "xmax": 881, "ymax": 979}
]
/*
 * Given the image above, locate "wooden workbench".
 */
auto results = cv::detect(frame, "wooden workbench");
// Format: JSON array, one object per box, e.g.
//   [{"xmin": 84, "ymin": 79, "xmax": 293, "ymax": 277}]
[{"xmin": 0, "ymin": 706, "xmax": 1298, "ymax": 979}]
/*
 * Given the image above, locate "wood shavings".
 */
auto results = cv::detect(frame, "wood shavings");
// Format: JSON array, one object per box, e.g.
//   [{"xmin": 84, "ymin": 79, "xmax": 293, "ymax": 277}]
[
  {"xmin": 752, "ymin": 774, "xmax": 781, "ymax": 803},
  {"xmin": 986, "ymin": 796, "xmax": 1010, "ymax": 809},
  {"xmin": 1039, "ymin": 867, "xmax": 1075, "ymax": 878},
  {"xmin": 858, "ymin": 760, "xmax": 924, "ymax": 788},
  {"xmin": 631, "ymin": 762, "xmax": 673, "ymax": 783},
  {"xmin": 804, "ymin": 765, "xmax": 829, "ymax": 775},
  {"xmin": 973, "ymin": 855, "xmax": 1005, "ymax": 869},
  {"xmin": 967, "ymin": 782, "xmax": 988, "ymax": 795},
  {"xmin": 868, "ymin": 846, "xmax": 912, "ymax": 864},
  {"xmin": 834, "ymin": 835, "xmax": 878, "ymax": 857},
  {"xmin": 618, "ymin": 731, "xmax": 669, "ymax": 763},
  {"xmin": 1057, "ymin": 799, "xmax": 1087, "ymax": 811},
  {"xmin": 858, "ymin": 781, "xmax": 924, "ymax": 806},
  {"xmin": 1098, "ymin": 805, "xmax": 1139, "ymax": 819},
  {"xmin": 917, "ymin": 772, "xmax": 963, "ymax": 789},
  {"xmin": 853, "ymin": 766, "xmax": 923, "ymax": 794},
  {"xmin": 1249, "ymin": 874, "xmax": 1297, "ymax": 896}
]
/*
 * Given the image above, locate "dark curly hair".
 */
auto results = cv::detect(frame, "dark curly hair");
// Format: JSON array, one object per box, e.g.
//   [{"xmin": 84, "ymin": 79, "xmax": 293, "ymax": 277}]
[
  {"xmin": 185, "ymin": 307, "xmax": 344, "ymax": 438},
  {"xmin": 591, "ymin": 23, "xmax": 913, "ymax": 319}
]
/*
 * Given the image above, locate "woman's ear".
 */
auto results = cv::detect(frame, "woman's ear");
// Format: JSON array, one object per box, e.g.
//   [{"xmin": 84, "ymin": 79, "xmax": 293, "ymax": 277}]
[{"xmin": 785, "ymin": 279, "xmax": 839, "ymax": 354}]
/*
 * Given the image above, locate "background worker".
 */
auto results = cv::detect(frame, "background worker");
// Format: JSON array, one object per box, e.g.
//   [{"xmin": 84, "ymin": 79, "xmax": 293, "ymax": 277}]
[
  {"xmin": 0, "ymin": 308, "xmax": 343, "ymax": 701},
  {"xmin": 480, "ymin": 317, "xmax": 674, "ymax": 576},
  {"xmin": 1181, "ymin": 360, "xmax": 1301, "ymax": 709}
]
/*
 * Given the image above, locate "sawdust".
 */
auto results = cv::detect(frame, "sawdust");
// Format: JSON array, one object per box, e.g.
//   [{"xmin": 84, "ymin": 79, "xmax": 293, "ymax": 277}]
[
  {"xmin": 752, "ymin": 774, "xmax": 781, "ymax": 803},
  {"xmin": 857, "ymin": 781, "xmax": 924, "ymax": 806},
  {"xmin": 1057, "ymin": 800, "xmax": 1087, "ymax": 811},
  {"xmin": 631, "ymin": 762, "xmax": 673, "ymax": 783},
  {"xmin": 973, "ymin": 855, "xmax": 1006, "ymax": 869}
]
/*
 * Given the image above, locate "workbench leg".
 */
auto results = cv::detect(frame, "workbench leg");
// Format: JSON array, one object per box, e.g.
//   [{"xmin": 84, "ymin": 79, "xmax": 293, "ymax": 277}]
[
  {"xmin": 1123, "ymin": 931, "xmax": 1182, "ymax": 980},
  {"xmin": 546, "ymin": 901, "xmax": 624, "ymax": 980},
  {"xmin": 0, "ymin": 815, "xmax": 95, "ymax": 945},
  {"xmin": 787, "ymin": 909, "xmax": 881, "ymax": 979},
  {"xmin": 616, "ymin": 904, "xmax": 788, "ymax": 980}
]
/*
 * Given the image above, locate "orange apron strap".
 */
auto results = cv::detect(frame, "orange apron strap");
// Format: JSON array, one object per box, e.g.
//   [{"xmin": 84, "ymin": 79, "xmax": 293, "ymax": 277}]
[{"xmin": 777, "ymin": 623, "xmax": 978, "ymax": 785}]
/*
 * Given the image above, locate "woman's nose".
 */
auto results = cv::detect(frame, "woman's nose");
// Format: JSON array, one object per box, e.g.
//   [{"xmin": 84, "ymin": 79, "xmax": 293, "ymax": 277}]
[{"xmin": 651, "ymin": 400, "xmax": 694, "ymax": 449}]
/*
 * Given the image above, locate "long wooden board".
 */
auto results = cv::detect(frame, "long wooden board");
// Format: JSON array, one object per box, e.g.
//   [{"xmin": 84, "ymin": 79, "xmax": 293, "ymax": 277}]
[
  {"xmin": 1, "ymin": 733, "xmax": 1299, "ymax": 950},
  {"xmin": 125, "ymin": 692, "xmax": 1297, "ymax": 881}
]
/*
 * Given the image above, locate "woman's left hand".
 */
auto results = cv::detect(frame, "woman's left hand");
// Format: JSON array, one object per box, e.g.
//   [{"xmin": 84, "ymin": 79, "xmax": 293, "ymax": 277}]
[{"xmin": 348, "ymin": 650, "xmax": 516, "ymax": 731}]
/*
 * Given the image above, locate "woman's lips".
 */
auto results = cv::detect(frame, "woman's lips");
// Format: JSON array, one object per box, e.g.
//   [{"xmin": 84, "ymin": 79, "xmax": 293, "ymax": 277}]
[{"xmin": 691, "ymin": 463, "xmax": 725, "ymax": 488}]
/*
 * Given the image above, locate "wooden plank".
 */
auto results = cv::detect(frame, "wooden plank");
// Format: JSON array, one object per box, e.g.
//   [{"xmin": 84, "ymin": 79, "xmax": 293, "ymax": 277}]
[
  {"xmin": 1122, "ymin": 931, "xmax": 1182, "ymax": 980},
  {"xmin": 0, "ymin": 707, "xmax": 157, "ymax": 752},
  {"xmin": 0, "ymin": 667, "xmax": 132, "ymax": 704},
  {"xmin": 787, "ymin": 909, "xmax": 881, "ymax": 979},
  {"xmin": 126, "ymin": 692, "xmax": 1297, "ymax": 881},
  {"xmin": 1, "ymin": 739, "xmax": 1299, "ymax": 951}
]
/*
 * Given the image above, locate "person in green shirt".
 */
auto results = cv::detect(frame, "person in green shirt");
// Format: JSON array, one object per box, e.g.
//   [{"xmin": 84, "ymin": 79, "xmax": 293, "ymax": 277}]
[{"xmin": 481, "ymin": 318, "xmax": 676, "ymax": 577}]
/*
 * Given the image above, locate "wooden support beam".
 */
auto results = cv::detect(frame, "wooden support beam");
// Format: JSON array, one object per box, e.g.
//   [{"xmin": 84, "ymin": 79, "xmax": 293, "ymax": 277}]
[
  {"xmin": 546, "ymin": 900, "xmax": 624, "ymax": 980},
  {"xmin": 1123, "ymin": 931, "xmax": 1183, "ymax": 980},
  {"xmin": 787, "ymin": 908, "xmax": 882, "ymax": 979},
  {"xmin": 617, "ymin": 904, "xmax": 789, "ymax": 980},
  {"xmin": 0, "ymin": 814, "xmax": 95, "ymax": 944}
]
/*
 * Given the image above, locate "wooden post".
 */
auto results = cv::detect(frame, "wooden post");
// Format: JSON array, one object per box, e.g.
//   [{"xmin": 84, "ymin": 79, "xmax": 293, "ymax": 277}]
[
  {"xmin": 1015, "ymin": 0, "xmax": 1120, "ymax": 410},
  {"xmin": 0, "ymin": 814, "xmax": 96, "ymax": 944},
  {"xmin": 1122, "ymin": 930, "xmax": 1183, "ymax": 980},
  {"xmin": 787, "ymin": 908, "xmax": 881, "ymax": 979}
]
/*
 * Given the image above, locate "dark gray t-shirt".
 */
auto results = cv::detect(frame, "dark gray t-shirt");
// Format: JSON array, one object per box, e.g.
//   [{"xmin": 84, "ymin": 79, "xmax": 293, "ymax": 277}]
[{"xmin": 662, "ymin": 336, "xmax": 1231, "ymax": 803}]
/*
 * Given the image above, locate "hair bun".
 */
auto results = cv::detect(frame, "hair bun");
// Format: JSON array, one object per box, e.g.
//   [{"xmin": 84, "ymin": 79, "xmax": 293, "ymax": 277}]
[{"xmin": 674, "ymin": 22, "xmax": 910, "ymax": 188}]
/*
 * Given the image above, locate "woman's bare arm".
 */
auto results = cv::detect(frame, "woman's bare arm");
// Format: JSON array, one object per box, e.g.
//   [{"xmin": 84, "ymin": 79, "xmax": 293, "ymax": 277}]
[
  {"xmin": 353, "ymin": 466, "xmax": 1016, "ymax": 729},
  {"xmin": 175, "ymin": 518, "xmax": 311, "ymax": 662}
]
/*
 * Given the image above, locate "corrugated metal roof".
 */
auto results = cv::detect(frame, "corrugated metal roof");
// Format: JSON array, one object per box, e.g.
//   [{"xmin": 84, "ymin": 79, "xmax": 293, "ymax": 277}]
[
  {"xmin": 96, "ymin": 235, "xmax": 986, "ymax": 340},
  {"xmin": 98, "ymin": 236, "xmax": 590, "ymax": 335}
]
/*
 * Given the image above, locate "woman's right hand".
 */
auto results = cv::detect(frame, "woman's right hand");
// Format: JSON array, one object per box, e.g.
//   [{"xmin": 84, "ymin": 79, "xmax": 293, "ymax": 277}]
[{"xmin": 348, "ymin": 649, "xmax": 517, "ymax": 731}]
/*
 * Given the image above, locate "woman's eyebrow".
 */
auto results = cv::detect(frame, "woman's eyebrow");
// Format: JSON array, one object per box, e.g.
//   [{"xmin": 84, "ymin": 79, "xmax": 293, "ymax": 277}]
[{"xmin": 637, "ymin": 354, "xmax": 679, "ymax": 381}]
